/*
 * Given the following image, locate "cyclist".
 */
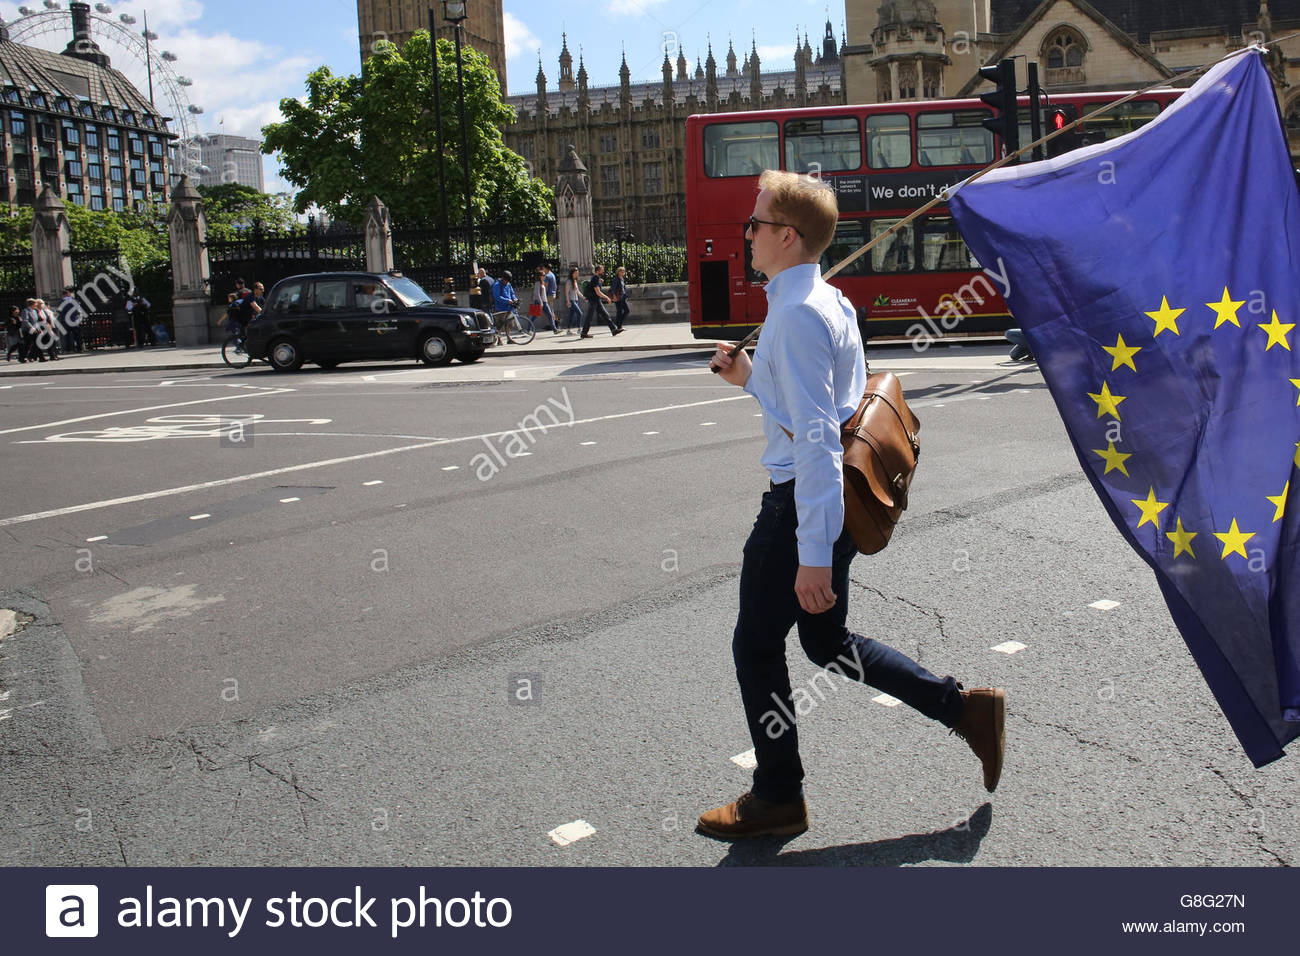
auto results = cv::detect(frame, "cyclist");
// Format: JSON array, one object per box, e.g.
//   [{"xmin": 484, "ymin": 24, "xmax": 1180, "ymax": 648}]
[{"xmin": 492, "ymin": 270, "xmax": 520, "ymax": 340}]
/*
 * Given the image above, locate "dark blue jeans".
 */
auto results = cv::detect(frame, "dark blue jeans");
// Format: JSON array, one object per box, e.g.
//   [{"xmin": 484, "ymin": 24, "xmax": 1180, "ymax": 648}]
[{"xmin": 733, "ymin": 479, "xmax": 964, "ymax": 804}]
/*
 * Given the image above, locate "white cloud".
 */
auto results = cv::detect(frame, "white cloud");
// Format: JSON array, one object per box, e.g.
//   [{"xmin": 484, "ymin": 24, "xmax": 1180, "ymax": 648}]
[
  {"xmin": 608, "ymin": 0, "xmax": 670, "ymax": 15},
  {"xmin": 502, "ymin": 11, "xmax": 539, "ymax": 60}
]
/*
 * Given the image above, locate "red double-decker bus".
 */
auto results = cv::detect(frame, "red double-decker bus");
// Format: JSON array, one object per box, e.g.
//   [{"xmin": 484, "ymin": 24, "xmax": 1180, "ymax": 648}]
[{"xmin": 685, "ymin": 90, "xmax": 1181, "ymax": 344}]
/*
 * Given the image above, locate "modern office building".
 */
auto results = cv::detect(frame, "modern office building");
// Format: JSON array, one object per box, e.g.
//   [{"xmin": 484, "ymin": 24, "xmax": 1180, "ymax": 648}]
[
  {"xmin": 188, "ymin": 133, "xmax": 265, "ymax": 191},
  {"xmin": 0, "ymin": 2, "xmax": 175, "ymax": 213}
]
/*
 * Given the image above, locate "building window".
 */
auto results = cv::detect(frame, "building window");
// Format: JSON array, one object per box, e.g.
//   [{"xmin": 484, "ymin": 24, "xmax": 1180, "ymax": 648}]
[
  {"xmin": 102, "ymin": 107, "xmax": 116, "ymax": 121},
  {"xmin": 600, "ymin": 164, "xmax": 620, "ymax": 191},
  {"xmin": 1045, "ymin": 29, "xmax": 1085, "ymax": 69},
  {"xmin": 6, "ymin": 89, "xmax": 21, "ymax": 103},
  {"xmin": 107, "ymin": 131, "xmax": 121, "ymax": 152},
  {"xmin": 109, "ymin": 166, "xmax": 124, "ymax": 183},
  {"xmin": 641, "ymin": 128, "xmax": 660, "ymax": 149},
  {"xmin": 88, "ymin": 163, "xmax": 103, "ymax": 182},
  {"xmin": 129, "ymin": 136, "xmax": 143, "ymax": 154},
  {"xmin": 149, "ymin": 139, "xmax": 163, "ymax": 157},
  {"xmin": 63, "ymin": 123, "xmax": 80, "ymax": 146},
  {"xmin": 31, "ymin": 93, "xmax": 47, "ymax": 109},
  {"xmin": 79, "ymin": 101, "xmax": 94, "ymax": 117},
  {"xmin": 55, "ymin": 97, "xmax": 71, "ymax": 112},
  {"xmin": 643, "ymin": 162, "xmax": 663, "ymax": 194},
  {"xmin": 66, "ymin": 160, "xmax": 83, "ymax": 178},
  {"xmin": 10, "ymin": 114, "xmax": 26, "ymax": 136},
  {"xmin": 85, "ymin": 126, "xmax": 99, "ymax": 148},
  {"xmin": 123, "ymin": 110, "xmax": 136, "ymax": 125},
  {"xmin": 37, "ymin": 122, "xmax": 55, "ymax": 141},
  {"xmin": 90, "ymin": 195, "xmax": 105, "ymax": 210},
  {"xmin": 599, "ymin": 132, "xmax": 617, "ymax": 152},
  {"xmin": 112, "ymin": 197, "xmax": 125, "ymax": 211}
]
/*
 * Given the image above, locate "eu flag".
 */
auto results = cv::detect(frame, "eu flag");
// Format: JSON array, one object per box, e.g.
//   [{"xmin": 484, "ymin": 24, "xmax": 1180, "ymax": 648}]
[{"xmin": 949, "ymin": 51, "xmax": 1300, "ymax": 767}]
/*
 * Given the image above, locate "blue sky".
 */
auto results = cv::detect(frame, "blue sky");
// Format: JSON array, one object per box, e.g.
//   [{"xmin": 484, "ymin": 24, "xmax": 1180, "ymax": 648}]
[{"xmin": 0, "ymin": 0, "xmax": 845, "ymax": 195}]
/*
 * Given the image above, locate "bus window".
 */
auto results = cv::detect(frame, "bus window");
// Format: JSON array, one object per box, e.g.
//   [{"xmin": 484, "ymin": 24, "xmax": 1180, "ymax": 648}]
[
  {"xmin": 866, "ymin": 114, "xmax": 911, "ymax": 169},
  {"xmin": 784, "ymin": 117, "xmax": 861, "ymax": 173},
  {"xmin": 919, "ymin": 216, "xmax": 980, "ymax": 271},
  {"xmin": 1078, "ymin": 100, "xmax": 1160, "ymax": 143},
  {"xmin": 871, "ymin": 218, "xmax": 915, "ymax": 273},
  {"xmin": 917, "ymin": 110, "xmax": 993, "ymax": 167},
  {"xmin": 820, "ymin": 221, "xmax": 871, "ymax": 277},
  {"xmin": 703, "ymin": 120, "xmax": 779, "ymax": 178}
]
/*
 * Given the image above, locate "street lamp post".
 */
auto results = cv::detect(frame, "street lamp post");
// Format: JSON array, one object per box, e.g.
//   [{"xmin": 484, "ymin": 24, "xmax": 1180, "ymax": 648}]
[
  {"xmin": 428, "ymin": 7, "xmax": 450, "ymax": 267},
  {"xmin": 442, "ymin": 0, "xmax": 475, "ymax": 272}
]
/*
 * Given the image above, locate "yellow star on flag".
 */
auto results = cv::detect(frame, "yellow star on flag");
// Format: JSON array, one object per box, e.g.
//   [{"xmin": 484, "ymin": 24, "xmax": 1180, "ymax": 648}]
[
  {"xmin": 1258, "ymin": 310, "xmax": 1295, "ymax": 351},
  {"xmin": 1267, "ymin": 481, "xmax": 1289, "ymax": 523},
  {"xmin": 1131, "ymin": 487, "xmax": 1170, "ymax": 529},
  {"xmin": 1102, "ymin": 334, "xmax": 1142, "ymax": 372},
  {"xmin": 1165, "ymin": 518, "xmax": 1197, "ymax": 559},
  {"xmin": 1214, "ymin": 518, "xmax": 1255, "ymax": 559},
  {"xmin": 1087, "ymin": 381, "xmax": 1127, "ymax": 419},
  {"xmin": 1206, "ymin": 287, "xmax": 1245, "ymax": 329},
  {"xmin": 1291, "ymin": 378, "xmax": 1300, "ymax": 406},
  {"xmin": 1092, "ymin": 441, "xmax": 1133, "ymax": 476},
  {"xmin": 1145, "ymin": 297, "xmax": 1185, "ymax": 337}
]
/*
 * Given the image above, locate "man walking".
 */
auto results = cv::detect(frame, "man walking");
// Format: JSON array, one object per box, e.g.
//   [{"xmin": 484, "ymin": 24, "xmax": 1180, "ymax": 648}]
[
  {"xmin": 700, "ymin": 170, "xmax": 1005, "ymax": 840},
  {"xmin": 611, "ymin": 266, "xmax": 630, "ymax": 329},
  {"xmin": 580, "ymin": 264, "xmax": 622, "ymax": 338}
]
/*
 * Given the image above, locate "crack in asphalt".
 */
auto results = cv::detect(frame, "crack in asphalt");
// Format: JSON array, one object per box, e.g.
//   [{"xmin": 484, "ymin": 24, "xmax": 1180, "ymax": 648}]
[
  {"xmin": 1208, "ymin": 766, "xmax": 1290, "ymax": 867},
  {"xmin": 1011, "ymin": 712, "xmax": 1144, "ymax": 764}
]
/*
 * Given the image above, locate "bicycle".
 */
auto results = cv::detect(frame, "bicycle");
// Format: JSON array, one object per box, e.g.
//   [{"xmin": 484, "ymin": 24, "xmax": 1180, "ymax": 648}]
[
  {"xmin": 221, "ymin": 327, "xmax": 256, "ymax": 368},
  {"xmin": 492, "ymin": 309, "xmax": 536, "ymax": 346}
]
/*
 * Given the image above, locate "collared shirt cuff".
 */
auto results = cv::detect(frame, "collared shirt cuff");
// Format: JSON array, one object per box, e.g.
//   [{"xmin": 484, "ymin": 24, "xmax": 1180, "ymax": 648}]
[{"xmin": 798, "ymin": 541, "xmax": 833, "ymax": 567}]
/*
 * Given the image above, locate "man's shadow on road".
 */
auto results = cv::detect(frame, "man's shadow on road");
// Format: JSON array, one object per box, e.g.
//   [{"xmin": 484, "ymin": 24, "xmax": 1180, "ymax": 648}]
[{"xmin": 713, "ymin": 802, "xmax": 992, "ymax": 867}]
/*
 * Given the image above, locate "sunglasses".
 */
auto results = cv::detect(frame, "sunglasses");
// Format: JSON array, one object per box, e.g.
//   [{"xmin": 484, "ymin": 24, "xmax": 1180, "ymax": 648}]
[{"xmin": 746, "ymin": 216, "xmax": 803, "ymax": 238}]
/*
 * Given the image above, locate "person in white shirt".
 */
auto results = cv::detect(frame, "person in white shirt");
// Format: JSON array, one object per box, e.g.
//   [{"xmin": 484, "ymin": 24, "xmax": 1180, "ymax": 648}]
[{"xmin": 699, "ymin": 170, "xmax": 1006, "ymax": 840}]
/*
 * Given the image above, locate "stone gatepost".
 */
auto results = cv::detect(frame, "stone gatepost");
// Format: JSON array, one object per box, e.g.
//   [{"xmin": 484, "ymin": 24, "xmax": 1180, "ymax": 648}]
[
  {"xmin": 364, "ymin": 196, "xmax": 394, "ymax": 273},
  {"xmin": 31, "ymin": 185, "xmax": 73, "ymax": 301},
  {"xmin": 167, "ymin": 176, "xmax": 212, "ymax": 346},
  {"xmin": 555, "ymin": 145, "xmax": 594, "ymax": 273}
]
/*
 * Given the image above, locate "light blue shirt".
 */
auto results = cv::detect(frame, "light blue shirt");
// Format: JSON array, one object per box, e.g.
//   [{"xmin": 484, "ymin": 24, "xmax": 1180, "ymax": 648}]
[{"xmin": 743, "ymin": 262, "xmax": 867, "ymax": 566}]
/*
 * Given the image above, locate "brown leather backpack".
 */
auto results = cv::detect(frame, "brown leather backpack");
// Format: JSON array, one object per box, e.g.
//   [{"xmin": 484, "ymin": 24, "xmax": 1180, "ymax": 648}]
[{"xmin": 841, "ymin": 372, "xmax": 921, "ymax": 554}]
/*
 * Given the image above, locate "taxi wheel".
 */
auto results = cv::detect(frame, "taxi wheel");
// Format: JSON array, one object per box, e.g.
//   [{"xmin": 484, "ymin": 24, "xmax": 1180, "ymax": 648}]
[
  {"xmin": 418, "ymin": 331, "xmax": 454, "ymax": 367},
  {"xmin": 460, "ymin": 347, "xmax": 484, "ymax": 363},
  {"xmin": 267, "ymin": 337, "xmax": 304, "ymax": 372}
]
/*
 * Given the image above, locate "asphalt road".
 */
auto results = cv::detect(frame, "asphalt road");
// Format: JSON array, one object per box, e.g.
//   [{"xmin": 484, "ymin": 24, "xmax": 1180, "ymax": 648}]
[{"xmin": 1, "ymin": 345, "xmax": 1296, "ymax": 866}]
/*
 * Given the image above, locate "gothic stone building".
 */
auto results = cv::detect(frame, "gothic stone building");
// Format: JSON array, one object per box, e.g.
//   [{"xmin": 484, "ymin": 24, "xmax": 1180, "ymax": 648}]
[
  {"xmin": 844, "ymin": 1, "xmax": 1300, "ymax": 156},
  {"xmin": 504, "ymin": 26, "xmax": 846, "ymax": 243},
  {"xmin": 358, "ymin": 0, "xmax": 507, "ymax": 89}
]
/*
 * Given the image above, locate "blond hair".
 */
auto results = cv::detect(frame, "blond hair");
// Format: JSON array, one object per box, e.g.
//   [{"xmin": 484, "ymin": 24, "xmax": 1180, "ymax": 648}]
[{"xmin": 758, "ymin": 169, "xmax": 838, "ymax": 257}]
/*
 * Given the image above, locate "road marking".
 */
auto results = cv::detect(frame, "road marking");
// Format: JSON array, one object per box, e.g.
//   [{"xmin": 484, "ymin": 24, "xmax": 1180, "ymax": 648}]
[
  {"xmin": 86, "ymin": 535, "xmax": 107, "ymax": 542},
  {"xmin": 548, "ymin": 820, "xmax": 596, "ymax": 847},
  {"xmin": 580, "ymin": 441, "xmax": 597, "ymax": 446},
  {"xmin": 1089, "ymin": 599, "xmax": 1121, "ymax": 611},
  {"xmin": 364, "ymin": 480, "xmax": 384, "ymax": 486},
  {"xmin": 189, "ymin": 514, "xmax": 210, "ymax": 521},
  {"xmin": 441, "ymin": 466, "xmax": 459, "ymax": 471},
  {"xmin": 991, "ymin": 641, "xmax": 1028, "ymax": 655},
  {"xmin": 0, "ymin": 709, "xmax": 10, "ymax": 722},
  {"xmin": 279, "ymin": 497, "xmax": 301, "ymax": 503},
  {"xmin": 872, "ymin": 693, "xmax": 902, "ymax": 707},
  {"xmin": 700, "ymin": 421, "xmax": 716, "ymax": 426},
  {"xmin": 0, "ymin": 394, "xmax": 751, "ymax": 528},
  {"xmin": 642, "ymin": 431, "xmax": 659, "ymax": 435},
  {"xmin": 730, "ymin": 749, "xmax": 757, "ymax": 770},
  {"xmin": 0, "ymin": 389, "xmax": 292, "ymax": 436}
]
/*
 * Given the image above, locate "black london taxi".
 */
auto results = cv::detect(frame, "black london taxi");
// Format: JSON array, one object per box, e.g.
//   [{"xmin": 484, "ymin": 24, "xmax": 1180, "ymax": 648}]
[{"xmin": 245, "ymin": 271, "xmax": 496, "ymax": 371}]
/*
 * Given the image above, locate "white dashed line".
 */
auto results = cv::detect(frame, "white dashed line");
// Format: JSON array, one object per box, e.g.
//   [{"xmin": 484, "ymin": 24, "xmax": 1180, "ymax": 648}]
[
  {"xmin": 364, "ymin": 480, "xmax": 384, "ymax": 486},
  {"xmin": 642, "ymin": 431, "xmax": 659, "ymax": 435},
  {"xmin": 441, "ymin": 466, "xmax": 459, "ymax": 472},
  {"xmin": 580, "ymin": 441, "xmax": 597, "ymax": 446},
  {"xmin": 991, "ymin": 641, "xmax": 1028, "ymax": 655},
  {"xmin": 700, "ymin": 421, "xmax": 717, "ymax": 426},
  {"xmin": 548, "ymin": 820, "xmax": 596, "ymax": 846},
  {"xmin": 1089, "ymin": 600, "xmax": 1121, "ymax": 611},
  {"xmin": 86, "ymin": 536, "xmax": 107, "ymax": 543},
  {"xmin": 0, "ymin": 709, "xmax": 11, "ymax": 722},
  {"xmin": 279, "ymin": 497, "xmax": 301, "ymax": 504},
  {"xmin": 932, "ymin": 404, "xmax": 945, "ymax": 408},
  {"xmin": 189, "ymin": 514, "xmax": 210, "ymax": 521},
  {"xmin": 730, "ymin": 749, "xmax": 757, "ymax": 770},
  {"xmin": 872, "ymin": 693, "xmax": 902, "ymax": 707}
]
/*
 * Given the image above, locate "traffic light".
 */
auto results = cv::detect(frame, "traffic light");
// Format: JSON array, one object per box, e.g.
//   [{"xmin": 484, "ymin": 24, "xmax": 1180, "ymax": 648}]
[
  {"xmin": 1045, "ymin": 105, "xmax": 1082, "ymax": 158},
  {"xmin": 979, "ymin": 58, "xmax": 1020, "ymax": 160}
]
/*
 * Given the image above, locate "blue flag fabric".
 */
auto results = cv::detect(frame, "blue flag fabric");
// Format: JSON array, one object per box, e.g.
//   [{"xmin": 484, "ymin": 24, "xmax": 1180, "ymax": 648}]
[{"xmin": 949, "ymin": 51, "xmax": 1300, "ymax": 768}]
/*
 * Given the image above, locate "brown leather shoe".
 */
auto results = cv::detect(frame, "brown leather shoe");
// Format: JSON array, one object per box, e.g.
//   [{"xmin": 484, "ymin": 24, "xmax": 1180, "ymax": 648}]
[
  {"xmin": 951, "ymin": 687, "xmax": 1006, "ymax": 792},
  {"xmin": 696, "ymin": 791, "xmax": 808, "ymax": 840}
]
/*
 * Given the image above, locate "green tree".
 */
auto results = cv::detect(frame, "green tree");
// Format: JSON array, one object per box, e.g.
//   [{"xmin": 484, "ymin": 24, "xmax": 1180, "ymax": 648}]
[
  {"xmin": 263, "ymin": 31, "xmax": 551, "ymax": 227},
  {"xmin": 196, "ymin": 183, "xmax": 298, "ymax": 239}
]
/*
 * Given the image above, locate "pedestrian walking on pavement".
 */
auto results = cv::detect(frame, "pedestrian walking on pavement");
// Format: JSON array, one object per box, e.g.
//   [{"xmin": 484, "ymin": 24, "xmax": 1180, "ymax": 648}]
[
  {"xmin": 58, "ymin": 288, "xmax": 83, "ymax": 354},
  {"xmin": 611, "ymin": 266, "xmax": 630, "ymax": 329},
  {"xmin": 565, "ymin": 267, "xmax": 585, "ymax": 334},
  {"xmin": 532, "ymin": 268, "xmax": 559, "ymax": 333},
  {"xmin": 18, "ymin": 298, "xmax": 40, "ymax": 362},
  {"xmin": 581, "ymin": 264, "xmax": 622, "ymax": 338},
  {"xmin": 700, "ymin": 169, "xmax": 1006, "ymax": 840},
  {"xmin": 543, "ymin": 262, "xmax": 559, "ymax": 325},
  {"xmin": 33, "ymin": 298, "xmax": 58, "ymax": 361},
  {"xmin": 4, "ymin": 305, "xmax": 21, "ymax": 361}
]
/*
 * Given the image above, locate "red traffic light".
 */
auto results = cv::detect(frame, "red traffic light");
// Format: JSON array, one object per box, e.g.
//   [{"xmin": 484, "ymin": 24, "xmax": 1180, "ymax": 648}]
[{"xmin": 1051, "ymin": 109, "xmax": 1068, "ymax": 131}]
